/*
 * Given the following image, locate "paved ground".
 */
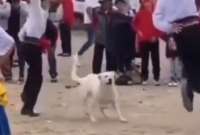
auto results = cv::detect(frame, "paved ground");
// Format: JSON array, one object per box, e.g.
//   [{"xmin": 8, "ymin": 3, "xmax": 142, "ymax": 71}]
[{"xmin": 6, "ymin": 31, "xmax": 200, "ymax": 135}]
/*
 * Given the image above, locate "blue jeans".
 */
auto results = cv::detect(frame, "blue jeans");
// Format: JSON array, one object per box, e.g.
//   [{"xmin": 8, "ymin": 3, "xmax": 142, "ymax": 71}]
[
  {"xmin": 78, "ymin": 24, "xmax": 95, "ymax": 56},
  {"xmin": 0, "ymin": 106, "xmax": 11, "ymax": 135}
]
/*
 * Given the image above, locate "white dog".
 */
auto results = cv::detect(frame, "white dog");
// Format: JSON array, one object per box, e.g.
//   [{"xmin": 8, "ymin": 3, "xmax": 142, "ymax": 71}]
[{"xmin": 71, "ymin": 54, "xmax": 127, "ymax": 123}]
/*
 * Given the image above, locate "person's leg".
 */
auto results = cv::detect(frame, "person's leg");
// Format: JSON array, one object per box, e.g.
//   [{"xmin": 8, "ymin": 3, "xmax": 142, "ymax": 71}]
[
  {"xmin": 1, "ymin": 55, "xmax": 13, "ymax": 82},
  {"xmin": 0, "ymin": 106, "xmax": 11, "ymax": 135},
  {"xmin": 92, "ymin": 44, "xmax": 104, "ymax": 74},
  {"xmin": 151, "ymin": 40, "xmax": 160, "ymax": 82},
  {"xmin": 47, "ymin": 45, "xmax": 58, "ymax": 82},
  {"xmin": 21, "ymin": 45, "xmax": 43, "ymax": 116},
  {"xmin": 65, "ymin": 23, "xmax": 72, "ymax": 55},
  {"xmin": 106, "ymin": 51, "xmax": 117, "ymax": 71},
  {"xmin": 141, "ymin": 43, "xmax": 150, "ymax": 82},
  {"xmin": 59, "ymin": 23, "xmax": 70, "ymax": 56},
  {"xmin": 17, "ymin": 42, "xmax": 25, "ymax": 82},
  {"xmin": 78, "ymin": 25, "xmax": 95, "ymax": 56}
]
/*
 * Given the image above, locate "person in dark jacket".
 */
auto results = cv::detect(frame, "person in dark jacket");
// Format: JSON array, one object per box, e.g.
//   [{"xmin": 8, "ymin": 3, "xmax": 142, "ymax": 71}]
[{"xmin": 109, "ymin": 0, "xmax": 135, "ymax": 75}]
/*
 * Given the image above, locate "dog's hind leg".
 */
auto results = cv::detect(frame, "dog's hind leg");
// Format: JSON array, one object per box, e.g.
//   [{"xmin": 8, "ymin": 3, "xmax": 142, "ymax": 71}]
[{"xmin": 112, "ymin": 101, "xmax": 128, "ymax": 123}]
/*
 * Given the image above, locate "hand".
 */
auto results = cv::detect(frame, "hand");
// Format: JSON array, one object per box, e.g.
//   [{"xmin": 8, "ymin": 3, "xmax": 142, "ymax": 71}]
[
  {"xmin": 168, "ymin": 37, "xmax": 177, "ymax": 50},
  {"xmin": 172, "ymin": 23, "xmax": 183, "ymax": 34}
]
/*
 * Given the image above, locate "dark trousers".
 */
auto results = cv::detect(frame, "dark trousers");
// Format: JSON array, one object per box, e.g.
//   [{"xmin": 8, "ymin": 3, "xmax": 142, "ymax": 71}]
[
  {"xmin": 21, "ymin": 44, "xmax": 43, "ymax": 111},
  {"xmin": 92, "ymin": 43, "xmax": 116, "ymax": 74},
  {"xmin": 116, "ymin": 53, "xmax": 132, "ymax": 73},
  {"xmin": 47, "ymin": 44, "xmax": 57, "ymax": 78},
  {"xmin": 78, "ymin": 24, "xmax": 95, "ymax": 55},
  {"xmin": 174, "ymin": 24, "xmax": 200, "ymax": 95},
  {"xmin": 140, "ymin": 40, "xmax": 160, "ymax": 81},
  {"xmin": 17, "ymin": 42, "xmax": 25, "ymax": 78},
  {"xmin": 59, "ymin": 22, "xmax": 71, "ymax": 54}
]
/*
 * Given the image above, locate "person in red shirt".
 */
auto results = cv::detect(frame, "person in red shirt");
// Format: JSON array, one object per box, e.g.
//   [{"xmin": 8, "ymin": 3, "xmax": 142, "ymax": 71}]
[
  {"xmin": 58, "ymin": 0, "xmax": 75, "ymax": 57},
  {"xmin": 134, "ymin": 0, "xmax": 160, "ymax": 85}
]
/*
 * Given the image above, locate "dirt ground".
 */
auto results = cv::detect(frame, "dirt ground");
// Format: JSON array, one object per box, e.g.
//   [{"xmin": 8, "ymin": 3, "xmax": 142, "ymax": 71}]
[{"xmin": 6, "ymin": 31, "xmax": 200, "ymax": 135}]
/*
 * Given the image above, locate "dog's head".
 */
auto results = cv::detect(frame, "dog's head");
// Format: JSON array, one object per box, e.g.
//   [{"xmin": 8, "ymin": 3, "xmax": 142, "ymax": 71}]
[{"xmin": 98, "ymin": 72, "xmax": 115, "ymax": 85}]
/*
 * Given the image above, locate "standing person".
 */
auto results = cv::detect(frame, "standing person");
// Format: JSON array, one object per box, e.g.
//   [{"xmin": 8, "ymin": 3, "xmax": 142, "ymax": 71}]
[
  {"xmin": 153, "ymin": 0, "xmax": 200, "ymax": 112},
  {"xmin": 57, "ymin": 0, "xmax": 75, "ymax": 57},
  {"xmin": 18, "ymin": 0, "xmax": 48, "ymax": 116},
  {"xmin": 134, "ymin": 0, "xmax": 160, "ymax": 86},
  {"xmin": 109, "ymin": 0, "xmax": 135, "ymax": 83},
  {"xmin": 77, "ymin": 0, "xmax": 99, "ymax": 56},
  {"xmin": 92, "ymin": 0, "xmax": 115, "ymax": 74},
  {"xmin": 166, "ymin": 37, "xmax": 181, "ymax": 87},
  {"xmin": 0, "ymin": 0, "xmax": 13, "ymax": 82},
  {"xmin": 8, "ymin": 0, "xmax": 29, "ymax": 83}
]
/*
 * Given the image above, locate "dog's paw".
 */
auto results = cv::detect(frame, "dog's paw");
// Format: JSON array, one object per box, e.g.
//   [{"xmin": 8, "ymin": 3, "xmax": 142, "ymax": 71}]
[
  {"xmin": 120, "ymin": 118, "xmax": 128, "ymax": 123},
  {"xmin": 90, "ymin": 117, "xmax": 97, "ymax": 123}
]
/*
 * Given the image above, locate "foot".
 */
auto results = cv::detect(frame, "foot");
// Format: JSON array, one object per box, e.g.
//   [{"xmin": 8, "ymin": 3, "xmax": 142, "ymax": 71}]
[
  {"xmin": 21, "ymin": 109, "xmax": 40, "ymax": 117},
  {"xmin": 58, "ymin": 53, "xmax": 71, "ymax": 57},
  {"xmin": 168, "ymin": 81, "xmax": 178, "ymax": 87},
  {"xmin": 51, "ymin": 77, "xmax": 58, "ymax": 83},
  {"xmin": 119, "ymin": 117, "xmax": 128, "ymax": 123},
  {"xmin": 181, "ymin": 80, "xmax": 193, "ymax": 112},
  {"xmin": 153, "ymin": 80, "xmax": 160, "ymax": 86},
  {"xmin": 142, "ymin": 81, "xmax": 148, "ymax": 85},
  {"xmin": 18, "ymin": 77, "xmax": 24, "ymax": 84}
]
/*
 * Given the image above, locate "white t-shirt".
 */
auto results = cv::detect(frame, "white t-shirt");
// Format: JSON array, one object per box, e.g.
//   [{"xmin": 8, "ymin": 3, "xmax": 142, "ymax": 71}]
[
  {"xmin": 0, "ymin": 27, "xmax": 14, "ymax": 56},
  {"xmin": 84, "ymin": 0, "xmax": 100, "ymax": 24}
]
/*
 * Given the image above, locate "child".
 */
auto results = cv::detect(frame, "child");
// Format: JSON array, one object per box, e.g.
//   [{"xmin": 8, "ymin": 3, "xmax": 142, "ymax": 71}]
[
  {"xmin": 134, "ymin": 0, "xmax": 160, "ymax": 85},
  {"xmin": 166, "ymin": 37, "xmax": 181, "ymax": 87}
]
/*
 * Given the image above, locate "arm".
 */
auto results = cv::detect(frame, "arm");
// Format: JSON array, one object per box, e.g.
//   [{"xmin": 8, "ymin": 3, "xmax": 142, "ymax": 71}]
[
  {"xmin": 0, "ymin": 3, "xmax": 11, "ymax": 19},
  {"xmin": 153, "ymin": 0, "xmax": 172, "ymax": 33},
  {"xmin": 0, "ymin": 27, "xmax": 14, "ymax": 46}
]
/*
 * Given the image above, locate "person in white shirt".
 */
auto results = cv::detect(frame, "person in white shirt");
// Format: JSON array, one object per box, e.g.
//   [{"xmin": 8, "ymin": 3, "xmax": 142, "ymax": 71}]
[
  {"xmin": 18, "ymin": 0, "xmax": 48, "ymax": 117},
  {"xmin": 77, "ymin": 0, "xmax": 99, "ymax": 56},
  {"xmin": 153, "ymin": 0, "xmax": 200, "ymax": 112}
]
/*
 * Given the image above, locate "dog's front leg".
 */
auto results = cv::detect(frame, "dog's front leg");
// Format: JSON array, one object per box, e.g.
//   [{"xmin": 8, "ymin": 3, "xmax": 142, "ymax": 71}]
[
  {"xmin": 112, "ymin": 101, "xmax": 128, "ymax": 123},
  {"xmin": 87, "ymin": 98, "xmax": 97, "ymax": 123}
]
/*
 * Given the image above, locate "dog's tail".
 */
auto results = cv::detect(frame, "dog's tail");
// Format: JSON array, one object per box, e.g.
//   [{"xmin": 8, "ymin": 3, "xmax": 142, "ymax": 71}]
[{"xmin": 71, "ymin": 54, "xmax": 82, "ymax": 83}]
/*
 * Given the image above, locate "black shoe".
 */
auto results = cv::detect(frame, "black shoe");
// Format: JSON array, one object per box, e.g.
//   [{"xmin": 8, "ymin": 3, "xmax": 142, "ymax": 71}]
[
  {"xmin": 181, "ymin": 79, "xmax": 193, "ymax": 112},
  {"xmin": 51, "ymin": 77, "xmax": 58, "ymax": 83},
  {"xmin": 21, "ymin": 109, "xmax": 40, "ymax": 117}
]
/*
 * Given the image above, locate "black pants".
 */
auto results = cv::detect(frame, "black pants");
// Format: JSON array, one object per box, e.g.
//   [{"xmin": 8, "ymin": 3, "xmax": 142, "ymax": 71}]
[
  {"xmin": 17, "ymin": 41, "xmax": 25, "ymax": 78},
  {"xmin": 21, "ymin": 44, "xmax": 43, "ymax": 111},
  {"xmin": 140, "ymin": 40, "xmax": 160, "ymax": 81},
  {"xmin": 174, "ymin": 24, "xmax": 200, "ymax": 94},
  {"xmin": 92, "ymin": 43, "xmax": 116, "ymax": 74},
  {"xmin": 59, "ymin": 23, "xmax": 71, "ymax": 54}
]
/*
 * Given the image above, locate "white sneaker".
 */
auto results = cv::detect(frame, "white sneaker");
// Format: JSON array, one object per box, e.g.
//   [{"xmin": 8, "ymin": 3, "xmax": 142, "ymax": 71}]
[
  {"xmin": 142, "ymin": 81, "xmax": 148, "ymax": 85},
  {"xmin": 168, "ymin": 82, "xmax": 174, "ymax": 87},
  {"xmin": 154, "ymin": 80, "xmax": 160, "ymax": 86},
  {"xmin": 172, "ymin": 82, "xmax": 178, "ymax": 87}
]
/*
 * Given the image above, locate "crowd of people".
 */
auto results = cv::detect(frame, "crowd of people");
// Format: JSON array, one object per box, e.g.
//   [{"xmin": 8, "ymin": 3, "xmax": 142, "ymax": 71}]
[{"xmin": 0, "ymin": 0, "xmax": 200, "ymax": 134}]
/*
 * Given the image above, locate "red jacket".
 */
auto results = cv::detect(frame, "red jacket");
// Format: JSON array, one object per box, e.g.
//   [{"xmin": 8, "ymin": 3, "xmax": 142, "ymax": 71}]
[
  {"xmin": 134, "ymin": 9, "xmax": 160, "ymax": 42},
  {"xmin": 62, "ymin": 0, "xmax": 75, "ymax": 27}
]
